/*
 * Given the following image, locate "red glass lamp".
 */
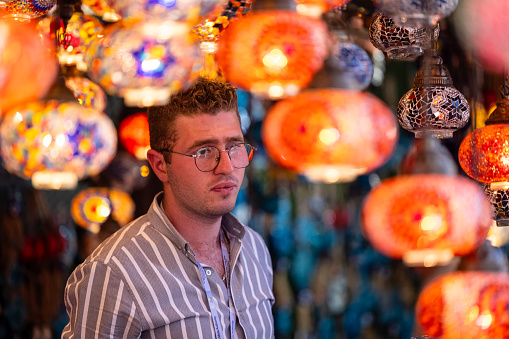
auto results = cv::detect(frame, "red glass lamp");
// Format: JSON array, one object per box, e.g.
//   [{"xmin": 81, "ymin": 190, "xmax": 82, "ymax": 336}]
[
  {"xmin": 415, "ymin": 272, "xmax": 509, "ymax": 338},
  {"xmin": 361, "ymin": 174, "xmax": 492, "ymax": 267},
  {"xmin": 217, "ymin": 10, "xmax": 328, "ymax": 99},
  {"xmin": 119, "ymin": 113, "xmax": 150, "ymax": 160},
  {"xmin": 262, "ymin": 89, "xmax": 398, "ymax": 183},
  {"xmin": 0, "ymin": 21, "xmax": 58, "ymax": 115}
]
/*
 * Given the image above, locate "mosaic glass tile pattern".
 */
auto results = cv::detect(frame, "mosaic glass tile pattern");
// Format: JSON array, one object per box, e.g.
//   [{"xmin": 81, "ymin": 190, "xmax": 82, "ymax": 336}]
[
  {"xmin": 85, "ymin": 20, "xmax": 200, "ymax": 107},
  {"xmin": 0, "ymin": 100, "xmax": 117, "ymax": 181},
  {"xmin": 328, "ymin": 41, "xmax": 373, "ymax": 91},
  {"xmin": 397, "ymin": 86, "xmax": 469, "ymax": 138},
  {"xmin": 361, "ymin": 174, "xmax": 492, "ymax": 260},
  {"xmin": 369, "ymin": 13, "xmax": 439, "ymax": 59},
  {"xmin": 416, "ymin": 272, "xmax": 509, "ymax": 338},
  {"xmin": 0, "ymin": 0, "xmax": 56, "ymax": 20},
  {"xmin": 217, "ymin": 10, "xmax": 328, "ymax": 99},
  {"xmin": 482, "ymin": 183, "xmax": 509, "ymax": 223},
  {"xmin": 375, "ymin": 0, "xmax": 458, "ymax": 26},
  {"xmin": 459, "ymin": 124, "xmax": 509, "ymax": 183},
  {"xmin": 262, "ymin": 89, "xmax": 398, "ymax": 183},
  {"xmin": 65, "ymin": 77, "xmax": 107, "ymax": 112}
]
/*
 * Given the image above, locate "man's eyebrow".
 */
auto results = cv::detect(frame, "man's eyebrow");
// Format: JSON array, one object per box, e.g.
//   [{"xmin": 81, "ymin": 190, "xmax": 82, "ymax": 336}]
[{"xmin": 186, "ymin": 136, "xmax": 244, "ymax": 152}]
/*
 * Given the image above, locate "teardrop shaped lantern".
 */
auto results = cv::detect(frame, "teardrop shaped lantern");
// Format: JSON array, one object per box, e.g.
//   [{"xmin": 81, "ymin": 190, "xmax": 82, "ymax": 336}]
[
  {"xmin": 71, "ymin": 187, "xmax": 135, "ymax": 233},
  {"xmin": 375, "ymin": 0, "xmax": 458, "ymax": 27},
  {"xmin": 217, "ymin": 10, "xmax": 329, "ymax": 99},
  {"xmin": 0, "ymin": 0, "xmax": 56, "ymax": 22},
  {"xmin": 0, "ymin": 21, "xmax": 58, "ymax": 115},
  {"xmin": 483, "ymin": 184, "xmax": 509, "ymax": 227},
  {"xmin": 397, "ymin": 49, "xmax": 470, "ymax": 138},
  {"xmin": 369, "ymin": 13, "xmax": 439, "ymax": 60},
  {"xmin": 119, "ymin": 113, "xmax": 150, "ymax": 160},
  {"xmin": 361, "ymin": 174, "xmax": 492, "ymax": 267},
  {"xmin": 415, "ymin": 272, "xmax": 509, "ymax": 338},
  {"xmin": 262, "ymin": 89, "xmax": 398, "ymax": 183},
  {"xmin": 86, "ymin": 19, "xmax": 201, "ymax": 107},
  {"xmin": 0, "ymin": 101, "xmax": 117, "ymax": 189},
  {"xmin": 293, "ymin": 0, "xmax": 351, "ymax": 17},
  {"xmin": 64, "ymin": 77, "xmax": 107, "ymax": 112}
]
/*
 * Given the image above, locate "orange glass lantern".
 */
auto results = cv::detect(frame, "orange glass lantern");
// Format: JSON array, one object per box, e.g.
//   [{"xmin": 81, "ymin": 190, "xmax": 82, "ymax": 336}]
[
  {"xmin": 294, "ymin": 0, "xmax": 351, "ymax": 17},
  {"xmin": 71, "ymin": 187, "xmax": 135, "ymax": 233},
  {"xmin": 119, "ymin": 113, "xmax": 150, "ymax": 160},
  {"xmin": 0, "ymin": 20, "xmax": 58, "ymax": 115},
  {"xmin": 361, "ymin": 174, "xmax": 492, "ymax": 267},
  {"xmin": 217, "ymin": 10, "xmax": 328, "ymax": 99},
  {"xmin": 415, "ymin": 272, "xmax": 509, "ymax": 338},
  {"xmin": 262, "ymin": 89, "xmax": 398, "ymax": 183}
]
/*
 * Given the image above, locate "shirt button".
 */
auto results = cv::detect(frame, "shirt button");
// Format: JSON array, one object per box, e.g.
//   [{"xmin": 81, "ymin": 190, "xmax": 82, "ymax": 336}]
[{"xmin": 206, "ymin": 269, "xmax": 212, "ymax": 276}]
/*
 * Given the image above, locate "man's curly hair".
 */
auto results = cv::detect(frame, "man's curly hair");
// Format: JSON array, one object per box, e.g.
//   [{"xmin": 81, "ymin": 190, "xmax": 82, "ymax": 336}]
[{"xmin": 148, "ymin": 78, "xmax": 240, "ymax": 162}]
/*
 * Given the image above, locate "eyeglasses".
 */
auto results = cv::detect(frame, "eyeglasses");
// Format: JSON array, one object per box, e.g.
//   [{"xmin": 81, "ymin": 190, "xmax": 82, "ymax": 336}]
[{"xmin": 158, "ymin": 143, "xmax": 256, "ymax": 172}]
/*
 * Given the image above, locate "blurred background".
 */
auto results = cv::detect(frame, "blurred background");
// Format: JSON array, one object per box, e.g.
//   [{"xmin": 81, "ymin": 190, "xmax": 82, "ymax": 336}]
[{"xmin": 1, "ymin": 0, "xmax": 509, "ymax": 338}]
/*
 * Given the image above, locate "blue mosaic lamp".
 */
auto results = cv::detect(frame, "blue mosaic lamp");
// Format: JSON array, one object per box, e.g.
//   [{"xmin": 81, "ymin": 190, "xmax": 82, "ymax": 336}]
[
  {"xmin": 397, "ymin": 48, "xmax": 470, "ymax": 138},
  {"xmin": 375, "ymin": 0, "xmax": 459, "ymax": 27}
]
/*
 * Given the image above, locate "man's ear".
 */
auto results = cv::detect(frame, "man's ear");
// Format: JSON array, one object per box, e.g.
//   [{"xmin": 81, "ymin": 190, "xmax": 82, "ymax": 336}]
[{"xmin": 146, "ymin": 149, "xmax": 169, "ymax": 183}]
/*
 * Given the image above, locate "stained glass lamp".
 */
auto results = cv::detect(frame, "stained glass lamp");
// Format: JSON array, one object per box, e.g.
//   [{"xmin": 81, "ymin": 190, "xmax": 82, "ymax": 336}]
[
  {"xmin": 119, "ymin": 113, "xmax": 150, "ymax": 160},
  {"xmin": 262, "ymin": 89, "xmax": 398, "ymax": 183},
  {"xmin": 375, "ymin": 0, "xmax": 459, "ymax": 27},
  {"xmin": 0, "ymin": 21, "xmax": 58, "ymax": 115},
  {"xmin": 86, "ymin": 19, "xmax": 200, "ymax": 107},
  {"xmin": 397, "ymin": 49, "xmax": 470, "ymax": 138},
  {"xmin": 217, "ymin": 10, "xmax": 328, "ymax": 99},
  {"xmin": 71, "ymin": 187, "xmax": 135, "ymax": 233},
  {"xmin": 0, "ymin": 101, "xmax": 117, "ymax": 190},
  {"xmin": 361, "ymin": 174, "xmax": 492, "ymax": 267},
  {"xmin": 415, "ymin": 272, "xmax": 509, "ymax": 338},
  {"xmin": 0, "ymin": 0, "xmax": 56, "ymax": 22},
  {"xmin": 81, "ymin": 0, "xmax": 120, "ymax": 22},
  {"xmin": 64, "ymin": 77, "xmax": 107, "ymax": 112},
  {"xmin": 459, "ymin": 80, "xmax": 509, "ymax": 226},
  {"xmin": 369, "ymin": 13, "xmax": 439, "ymax": 60},
  {"xmin": 293, "ymin": 0, "xmax": 351, "ymax": 17}
]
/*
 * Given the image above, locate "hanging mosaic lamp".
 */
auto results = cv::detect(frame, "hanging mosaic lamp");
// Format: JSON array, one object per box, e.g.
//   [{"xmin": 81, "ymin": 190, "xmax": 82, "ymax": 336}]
[
  {"xmin": 81, "ymin": 0, "xmax": 120, "ymax": 22},
  {"xmin": 193, "ymin": 0, "xmax": 254, "ymax": 79},
  {"xmin": 0, "ymin": 0, "xmax": 56, "ymax": 22},
  {"xmin": 397, "ymin": 48, "xmax": 470, "ymax": 138},
  {"xmin": 415, "ymin": 272, "xmax": 509, "ymax": 338},
  {"xmin": 262, "ymin": 89, "xmax": 398, "ymax": 183},
  {"xmin": 399, "ymin": 136, "xmax": 458, "ymax": 175},
  {"xmin": 85, "ymin": 19, "xmax": 201, "ymax": 107},
  {"xmin": 293, "ymin": 0, "xmax": 351, "ymax": 17},
  {"xmin": 459, "ymin": 80, "xmax": 509, "ymax": 226},
  {"xmin": 0, "ymin": 20, "xmax": 58, "ymax": 115},
  {"xmin": 369, "ymin": 13, "xmax": 439, "ymax": 60},
  {"xmin": 374, "ymin": 0, "xmax": 458, "ymax": 27},
  {"xmin": 361, "ymin": 174, "xmax": 492, "ymax": 267},
  {"xmin": 71, "ymin": 187, "xmax": 135, "ymax": 233},
  {"xmin": 119, "ymin": 113, "xmax": 150, "ymax": 160},
  {"xmin": 0, "ymin": 100, "xmax": 117, "ymax": 190},
  {"xmin": 327, "ymin": 31, "xmax": 373, "ymax": 91},
  {"xmin": 64, "ymin": 77, "xmax": 107, "ymax": 112},
  {"xmin": 217, "ymin": 10, "xmax": 329, "ymax": 99}
]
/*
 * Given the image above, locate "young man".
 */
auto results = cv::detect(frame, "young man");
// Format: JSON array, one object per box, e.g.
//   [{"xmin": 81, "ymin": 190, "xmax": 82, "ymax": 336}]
[{"xmin": 62, "ymin": 78, "xmax": 275, "ymax": 338}]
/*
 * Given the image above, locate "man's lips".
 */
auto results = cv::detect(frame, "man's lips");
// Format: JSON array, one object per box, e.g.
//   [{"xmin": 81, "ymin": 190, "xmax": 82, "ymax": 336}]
[{"xmin": 211, "ymin": 182, "xmax": 237, "ymax": 192}]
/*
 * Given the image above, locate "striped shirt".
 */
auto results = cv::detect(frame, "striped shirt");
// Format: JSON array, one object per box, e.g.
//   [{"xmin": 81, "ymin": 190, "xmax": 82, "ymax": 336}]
[{"xmin": 62, "ymin": 192, "xmax": 275, "ymax": 338}]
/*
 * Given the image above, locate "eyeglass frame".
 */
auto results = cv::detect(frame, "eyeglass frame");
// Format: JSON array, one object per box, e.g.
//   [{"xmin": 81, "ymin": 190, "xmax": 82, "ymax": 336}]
[{"xmin": 157, "ymin": 143, "xmax": 256, "ymax": 172}]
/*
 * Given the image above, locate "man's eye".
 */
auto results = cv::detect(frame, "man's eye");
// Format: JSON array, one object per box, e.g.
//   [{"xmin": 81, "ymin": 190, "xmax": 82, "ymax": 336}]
[{"xmin": 196, "ymin": 147, "xmax": 214, "ymax": 157}]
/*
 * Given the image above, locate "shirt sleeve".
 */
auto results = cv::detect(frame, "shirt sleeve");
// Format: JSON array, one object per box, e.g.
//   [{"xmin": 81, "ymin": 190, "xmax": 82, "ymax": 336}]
[{"xmin": 61, "ymin": 260, "xmax": 142, "ymax": 338}]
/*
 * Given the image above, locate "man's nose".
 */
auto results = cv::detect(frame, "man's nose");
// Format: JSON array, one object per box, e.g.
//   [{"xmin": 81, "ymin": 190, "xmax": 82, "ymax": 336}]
[{"xmin": 214, "ymin": 150, "xmax": 234, "ymax": 174}]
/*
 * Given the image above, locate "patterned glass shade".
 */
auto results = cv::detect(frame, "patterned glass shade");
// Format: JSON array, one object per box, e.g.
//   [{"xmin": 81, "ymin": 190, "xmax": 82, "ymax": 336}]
[
  {"xmin": 375, "ymin": 0, "xmax": 458, "ymax": 27},
  {"xmin": 104, "ymin": 0, "xmax": 225, "ymax": 22},
  {"xmin": 217, "ymin": 10, "xmax": 328, "ymax": 99},
  {"xmin": 81, "ymin": 0, "xmax": 120, "ymax": 22},
  {"xmin": 86, "ymin": 20, "xmax": 200, "ymax": 107},
  {"xmin": 0, "ymin": 100, "xmax": 117, "ymax": 189},
  {"xmin": 361, "ymin": 174, "xmax": 492, "ymax": 266},
  {"xmin": 293, "ymin": 0, "xmax": 351, "ymax": 16},
  {"xmin": 327, "ymin": 39, "xmax": 373, "ymax": 91},
  {"xmin": 397, "ymin": 53, "xmax": 469, "ymax": 138},
  {"xmin": 458, "ymin": 124, "xmax": 509, "ymax": 184},
  {"xmin": 71, "ymin": 187, "xmax": 135, "ymax": 233},
  {"xmin": 262, "ymin": 89, "xmax": 398, "ymax": 183},
  {"xmin": 64, "ymin": 77, "xmax": 107, "ymax": 112},
  {"xmin": 483, "ymin": 184, "xmax": 509, "ymax": 227},
  {"xmin": 0, "ymin": 21, "xmax": 58, "ymax": 115},
  {"xmin": 369, "ymin": 13, "xmax": 439, "ymax": 59},
  {"xmin": 415, "ymin": 272, "xmax": 509, "ymax": 338},
  {"xmin": 0, "ymin": 0, "xmax": 56, "ymax": 22},
  {"xmin": 119, "ymin": 113, "xmax": 150, "ymax": 160}
]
